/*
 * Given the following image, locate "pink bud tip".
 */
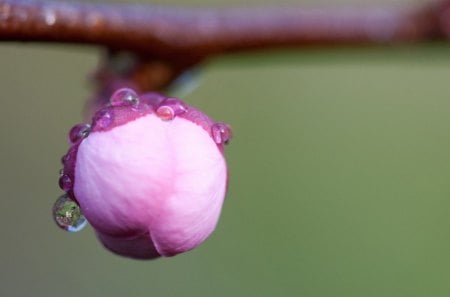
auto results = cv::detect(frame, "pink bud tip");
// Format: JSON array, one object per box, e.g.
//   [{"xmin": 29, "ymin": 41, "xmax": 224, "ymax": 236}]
[{"xmin": 57, "ymin": 89, "xmax": 231, "ymax": 259}]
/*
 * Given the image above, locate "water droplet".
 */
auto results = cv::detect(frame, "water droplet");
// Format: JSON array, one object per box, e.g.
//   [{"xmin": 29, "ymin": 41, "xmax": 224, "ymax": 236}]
[
  {"xmin": 211, "ymin": 123, "xmax": 232, "ymax": 144},
  {"xmin": 93, "ymin": 108, "xmax": 114, "ymax": 129},
  {"xmin": 58, "ymin": 174, "xmax": 73, "ymax": 192},
  {"xmin": 61, "ymin": 153, "xmax": 70, "ymax": 165},
  {"xmin": 140, "ymin": 92, "xmax": 166, "ymax": 109},
  {"xmin": 110, "ymin": 88, "xmax": 139, "ymax": 107},
  {"xmin": 163, "ymin": 98, "xmax": 188, "ymax": 113},
  {"xmin": 156, "ymin": 106, "xmax": 175, "ymax": 121},
  {"xmin": 68, "ymin": 123, "xmax": 91, "ymax": 144},
  {"xmin": 43, "ymin": 8, "xmax": 56, "ymax": 26},
  {"xmin": 59, "ymin": 168, "xmax": 64, "ymax": 176},
  {"xmin": 156, "ymin": 98, "xmax": 188, "ymax": 121},
  {"xmin": 52, "ymin": 194, "xmax": 87, "ymax": 232},
  {"xmin": 61, "ymin": 146, "xmax": 77, "ymax": 168}
]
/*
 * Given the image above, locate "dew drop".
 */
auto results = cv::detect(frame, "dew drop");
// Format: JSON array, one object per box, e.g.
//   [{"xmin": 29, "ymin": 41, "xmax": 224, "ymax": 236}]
[
  {"xmin": 68, "ymin": 123, "xmax": 91, "ymax": 144},
  {"xmin": 58, "ymin": 174, "xmax": 73, "ymax": 192},
  {"xmin": 156, "ymin": 98, "xmax": 187, "ymax": 121},
  {"xmin": 110, "ymin": 88, "xmax": 139, "ymax": 107},
  {"xmin": 211, "ymin": 123, "xmax": 232, "ymax": 144},
  {"xmin": 52, "ymin": 194, "xmax": 87, "ymax": 232},
  {"xmin": 93, "ymin": 108, "xmax": 114, "ymax": 129},
  {"xmin": 163, "ymin": 98, "xmax": 188, "ymax": 114},
  {"xmin": 61, "ymin": 153, "xmax": 70, "ymax": 165},
  {"xmin": 43, "ymin": 8, "xmax": 56, "ymax": 26},
  {"xmin": 156, "ymin": 105, "xmax": 175, "ymax": 121}
]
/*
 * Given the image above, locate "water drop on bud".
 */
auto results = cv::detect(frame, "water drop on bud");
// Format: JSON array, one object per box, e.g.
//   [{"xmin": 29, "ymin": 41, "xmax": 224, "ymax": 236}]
[
  {"xmin": 93, "ymin": 108, "xmax": 114, "ymax": 129},
  {"xmin": 68, "ymin": 124, "xmax": 91, "ymax": 144},
  {"xmin": 52, "ymin": 194, "xmax": 87, "ymax": 232},
  {"xmin": 156, "ymin": 98, "xmax": 188, "ymax": 121},
  {"xmin": 58, "ymin": 174, "xmax": 73, "ymax": 192},
  {"xmin": 156, "ymin": 105, "xmax": 175, "ymax": 121},
  {"xmin": 110, "ymin": 88, "xmax": 139, "ymax": 107},
  {"xmin": 211, "ymin": 123, "xmax": 232, "ymax": 144}
]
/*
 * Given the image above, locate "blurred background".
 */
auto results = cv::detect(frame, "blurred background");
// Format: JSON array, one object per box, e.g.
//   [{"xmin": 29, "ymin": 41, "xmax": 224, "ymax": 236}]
[{"xmin": 2, "ymin": 0, "xmax": 450, "ymax": 296}]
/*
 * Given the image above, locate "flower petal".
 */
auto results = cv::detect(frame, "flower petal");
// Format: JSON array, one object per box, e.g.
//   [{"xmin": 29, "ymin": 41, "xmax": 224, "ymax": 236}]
[
  {"xmin": 147, "ymin": 117, "xmax": 227, "ymax": 256},
  {"xmin": 74, "ymin": 113, "xmax": 227, "ymax": 258}
]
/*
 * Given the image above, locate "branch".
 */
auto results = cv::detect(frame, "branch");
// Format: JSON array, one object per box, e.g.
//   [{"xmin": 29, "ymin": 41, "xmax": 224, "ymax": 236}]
[
  {"xmin": 1, "ymin": 0, "xmax": 449, "ymax": 96},
  {"xmin": 0, "ymin": 0, "xmax": 447, "ymax": 61}
]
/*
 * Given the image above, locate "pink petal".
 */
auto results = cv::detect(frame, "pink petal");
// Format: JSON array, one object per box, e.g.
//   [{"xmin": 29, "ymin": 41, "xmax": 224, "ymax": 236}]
[{"xmin": 74, "ymin": 114, "xmax": 227, "ymax": 258}]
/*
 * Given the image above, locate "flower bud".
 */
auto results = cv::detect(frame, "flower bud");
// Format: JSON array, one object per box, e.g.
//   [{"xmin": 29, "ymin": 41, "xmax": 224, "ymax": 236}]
[{"xmin": 55, "ymin": 89, "xmax": 231, "ymax": 259}]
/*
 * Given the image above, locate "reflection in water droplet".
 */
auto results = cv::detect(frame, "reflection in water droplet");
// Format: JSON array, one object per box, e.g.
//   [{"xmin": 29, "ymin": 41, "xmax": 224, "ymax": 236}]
[
  {"xmin": 211, "ymin": 123, "xmax": 232, "ymax": 144},
  {"xmin": 93, "ymin": 108, "xmax": 113, "ymax": 129},
  {"xmin": 69, "ymin": 123, "xmax": 91, "ymax": 144},
  {"xmin": 110, "ymin": 88, "xmax": 139, "ymax": 107},
  {"xmin": 53, "ymin": 194, "xmax": 87, "ymax": 232}
]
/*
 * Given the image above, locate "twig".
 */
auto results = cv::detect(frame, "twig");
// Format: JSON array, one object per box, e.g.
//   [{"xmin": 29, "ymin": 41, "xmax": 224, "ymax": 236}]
[
  {"xmin": 1, "ymin": 0, "xmax": 449, "ymax": 94},
  {"xmin": 1, "ymin": 0, "xmax": 447, "ymax": 59}
]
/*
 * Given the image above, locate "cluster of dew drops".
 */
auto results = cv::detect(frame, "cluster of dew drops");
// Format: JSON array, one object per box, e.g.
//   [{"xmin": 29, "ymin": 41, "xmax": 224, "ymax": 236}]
[{"xmin": 52, "ymin": 88, "xmax": 232, "ymax": 233}]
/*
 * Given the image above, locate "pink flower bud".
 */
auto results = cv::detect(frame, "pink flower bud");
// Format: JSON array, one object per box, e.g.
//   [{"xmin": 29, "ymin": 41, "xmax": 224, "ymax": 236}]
[{"xmin": 55, "ymin": 89, "xmax": 231, "ymax": 259}]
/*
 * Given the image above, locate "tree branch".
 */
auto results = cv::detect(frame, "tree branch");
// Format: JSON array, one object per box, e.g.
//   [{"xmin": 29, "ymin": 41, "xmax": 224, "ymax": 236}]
[
  {"xmin": 1, "ymin": 0, "xmax": 449, "ymax": 96},
  {"xmin": 1, "ymin": 0, "xmax": 448, "ymax": 60}
]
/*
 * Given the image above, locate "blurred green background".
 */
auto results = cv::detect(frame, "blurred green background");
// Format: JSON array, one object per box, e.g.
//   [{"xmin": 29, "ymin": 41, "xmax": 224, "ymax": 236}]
[{"xmin": 2, "ymin": 0, "xmax": 450, "ymax": 296}]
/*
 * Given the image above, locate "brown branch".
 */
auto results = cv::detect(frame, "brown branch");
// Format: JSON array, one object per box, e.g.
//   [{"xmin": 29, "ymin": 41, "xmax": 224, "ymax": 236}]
[
  {"xmin": 0, "ymin": 0, "xmax": 448, "ymax": 60},
  {"xmin": 1, "ymin": 0, "xmax": 450, "ymax": 95}
]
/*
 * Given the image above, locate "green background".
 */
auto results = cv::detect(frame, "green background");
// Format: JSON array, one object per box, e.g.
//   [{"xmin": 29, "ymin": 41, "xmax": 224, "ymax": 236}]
[{"xmin": 2, "ymin": 0, "xmax": 450, "ymax": 296}]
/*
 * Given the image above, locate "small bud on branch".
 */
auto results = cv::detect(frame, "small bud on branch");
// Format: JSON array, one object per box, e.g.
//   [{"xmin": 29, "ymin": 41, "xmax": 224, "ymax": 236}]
[{"xmin": 56, "ymin": 89, "xmax": 231, "ymax": 259}]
